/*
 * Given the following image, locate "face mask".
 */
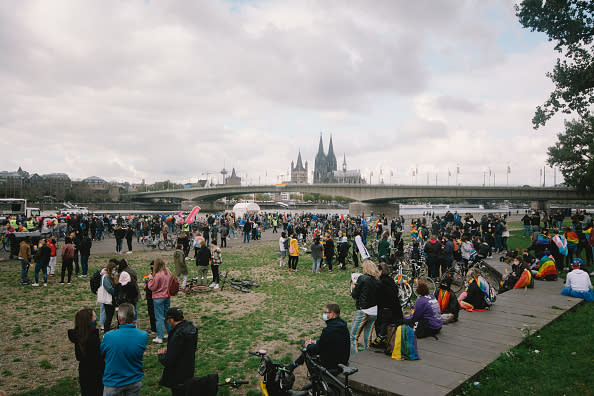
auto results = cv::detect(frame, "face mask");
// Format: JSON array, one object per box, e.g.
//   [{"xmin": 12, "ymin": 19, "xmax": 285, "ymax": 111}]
[
  {"xmin": 322, "ymin": 313, "xmax": 329, "ymax": 322},
  {"xmin": 91, "ymin": 319, "xmax": 97, "ymax": 329},
  {"xmin": 111, "ymin": 270, "xmax": 116, "ymax": 275}
]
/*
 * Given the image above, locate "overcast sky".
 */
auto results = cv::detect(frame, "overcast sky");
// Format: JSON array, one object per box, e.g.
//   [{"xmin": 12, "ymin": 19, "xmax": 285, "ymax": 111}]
[{"xmin": 0, "ymin": 0, "xmax": 569, "ymax": 187}]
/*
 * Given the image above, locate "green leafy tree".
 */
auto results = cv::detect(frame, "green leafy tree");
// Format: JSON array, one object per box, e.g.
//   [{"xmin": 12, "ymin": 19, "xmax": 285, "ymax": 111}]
[
  {"xmin": 515, "ymin": 0, "xmax": 594, "ymax": 128},
  {"xmin": 547, "ymin": 116, "xmax": 594, "ymax": 191}
]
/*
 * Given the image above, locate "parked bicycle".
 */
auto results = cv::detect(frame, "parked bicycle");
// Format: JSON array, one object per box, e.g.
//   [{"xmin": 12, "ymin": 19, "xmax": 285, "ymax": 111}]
[
  {"xmin": 299, "ymin": 340, "xmax": 359, "ymax": 396},
  {"xmin": 249, "ymin": 349, "xmax": 306, "ymax": 396},
  {"xmin": 220, "ymin": 272, "xmax": 260, "ymax": 293}
]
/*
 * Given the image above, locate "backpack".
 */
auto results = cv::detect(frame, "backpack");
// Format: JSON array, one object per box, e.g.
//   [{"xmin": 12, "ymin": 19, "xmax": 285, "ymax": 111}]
[
  {"xmin": 283, "ymin": 238, "xmax": 289, "ymax": 250},
  {"xmin": 168, "ymin": 275, "xmax": 180, "ymax": 297},
  {"xmin": 90, "ymin": 270, "xmax": 102, "ymax": 294},
  {"xmin": 385, "ymin": 324, "xmax": 419, "ymax": 360}
]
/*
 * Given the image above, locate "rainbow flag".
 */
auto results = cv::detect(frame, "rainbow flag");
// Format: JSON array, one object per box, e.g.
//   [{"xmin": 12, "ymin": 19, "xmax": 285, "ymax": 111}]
[
  {"xmin": 514, "ymin": 269, "xmax": 532, "ymax": 288},
  {"xmin": 437, "ymin": 289, "xmax": 451, "ymax": 313},
  {"xmin": 566, "ymin": 231, "xmax": 579, "ymax": 250},
  {"xmin": 536, "ymin": 256, "xmax": 557, "ymax": 279},
  {"xmin": 584, "ymin": 227, "xmax": 592, "ymax": 240},
  {"xmin": 391, "ymin": 325, "xmax": 419, "ymax": 360},
  {"xmin": 536, "ymin": 234, "xmax": 550, "ymax": 245}
]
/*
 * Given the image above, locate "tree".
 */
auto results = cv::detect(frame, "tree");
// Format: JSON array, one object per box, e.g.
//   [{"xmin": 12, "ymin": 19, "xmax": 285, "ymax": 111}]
[
  {"xmin": 515, "ymin": 0, "xmax": 594, "ymax": 128},
  {"xmin": 547, "ymin": 116, "xmax": 594, "ymax": 191}
]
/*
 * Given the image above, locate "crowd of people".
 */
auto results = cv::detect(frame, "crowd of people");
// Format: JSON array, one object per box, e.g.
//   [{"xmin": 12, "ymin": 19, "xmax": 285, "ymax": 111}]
[{"xmin": 4, "ymin": 207, "xmax": 594, "ymax": 395}]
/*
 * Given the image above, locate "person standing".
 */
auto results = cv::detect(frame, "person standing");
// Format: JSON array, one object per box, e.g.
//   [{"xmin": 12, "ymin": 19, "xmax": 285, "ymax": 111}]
[
  {"xmin": 47, "ymin": 236, "xmax": 57, "ymax": 277},
  {"xmin": 60, "ymin": 237, "xmax": 75, "ymax": 285},
  {"xmin": 310, "ymin": 237, "xmax": 323, "ymax": 273},
  {"xmin": 288, "ymin": 233, "xmax": 300, "ymax": 272},
  {"xmin": 157, "ymin": 308, "xmax": 198, "ymax": 396},
  {"xmin": 32, "ymin": 238, "xmax": 51, "ymax": 287},
  {"xmin": 195, "ymin": 240, "xmax": 211, "ymax": 285},
  {"xmin": 350, "ymin": 260, "xmax": 380, "ymax": 354},
  {"xmin": 147, "ymin": 258, "xmax": 172, "ymax": 344},
  {"xmin": 424, "ymin": 235, "xmax": 442, "ymax": 279},
  {"xmin": 114, "ymin": 225, "xmax": 125, "ymax": 254},
  {"xmin": 125, "ymin": 226, "xmax": 134, "ymax": 253},
  {"xmin": 100, "ymin": 303, "xmax": 148, "ymax": 396},
  {"xmin": 68, "ymin": 308, "xmax": 104, "ymax": 396},
  {"xmin": 18, "ymin": 237, "xmax": 32, "ymax": 285},
  {"xmin": 79, "ymin": 233, "xmax": 92, "ymax": 278},
  {"xmin": 72, "ymin": 231, "xmax": 81, "ymax": 276},
  {"xmin": 279, "ymin": 232, "xmax": 288, "ymax": 267},
  {"xmin": 144, "ymin": 261, "xmax": 157, "ymax": 336},
  {"xmin": 324, "ymin": 233, "xmax": 335, "ymax": 273},
  {"xmin": 97, "ymin": 260, "xmax": 118, "ymax": 332},
  {"xmin": 210, "ymin": 240, "xmax": 222, "ymax": 289},
  {"xmin": 173, "ymin": 242, "xmax": 188, "ymax": 288}
]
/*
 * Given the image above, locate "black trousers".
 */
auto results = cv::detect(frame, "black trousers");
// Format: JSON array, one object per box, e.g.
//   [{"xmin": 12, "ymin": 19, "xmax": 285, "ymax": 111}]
[
  {"xmin": 221, "ymin": 237, "xmax": 227, "ymax": 247},
  {"xmin": 147, "ymin": 297, "xmax": 156, "ymax": 332},
  {"xmin": 288, "ymin": 255, "xmax": 299, "ymax": 270},
  {"xmin": 104, "ymin": 304, "xmax": 115, "ymax": 332},
  {"xmin": 61, "ymin": 258, "xmax": 73, "ymax": 283},
  {"xmin": 211, "ymin": 265, "xmax": 220, "ymax": 283}
]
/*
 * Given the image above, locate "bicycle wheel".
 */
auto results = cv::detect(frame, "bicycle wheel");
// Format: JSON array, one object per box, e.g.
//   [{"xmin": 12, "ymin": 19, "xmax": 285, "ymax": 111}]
[
  {"xmin": 397, "ymin": 280, "xmax": 412, "ymax": 306},
  {"xmin": 229, "ymin": 282, "xmax": 251, "ymax": 293},
  {"xmin": 2, "ymin": 236, "xmax": 9, "ymax": 252}
]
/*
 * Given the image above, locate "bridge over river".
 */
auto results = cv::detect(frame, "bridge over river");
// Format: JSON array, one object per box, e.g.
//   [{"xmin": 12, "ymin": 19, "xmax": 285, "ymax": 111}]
[{"xmin": 128, "ymin": 184, "xmax": 594, "ymax": 217}]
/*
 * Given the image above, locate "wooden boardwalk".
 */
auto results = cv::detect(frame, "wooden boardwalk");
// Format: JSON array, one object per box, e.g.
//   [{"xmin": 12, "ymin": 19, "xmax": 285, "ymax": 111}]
[{"xmin": 348, "ymin": 256, "xmax": 584, "ymax": 396}]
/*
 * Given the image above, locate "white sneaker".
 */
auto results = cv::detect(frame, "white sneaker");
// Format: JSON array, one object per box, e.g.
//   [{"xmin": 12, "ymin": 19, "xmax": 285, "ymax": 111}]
[
  {"xmin": 209, "ymin": 282, "xmax": 216, "ymax": 288},
  {"xmin": 214, "ymin": 284, "xmax": 219, "ymax": 289},
  {"xmin": 590, "ymin": 271, "xmax": 594, "ymax": 276},
  {"xmin": 31, "ymin": 283, "xmax": 39, "ymax": 287},
  {"xmin": 43, "ymin": 283, "xmax": 47, "ymax": 287},
  {"xmin": 163, "ymin": 334, "xmax": 168, "ymax": 339},
  {"xmin": 152, "ymin": 337, "xmax": 163, "ymax": 344}
]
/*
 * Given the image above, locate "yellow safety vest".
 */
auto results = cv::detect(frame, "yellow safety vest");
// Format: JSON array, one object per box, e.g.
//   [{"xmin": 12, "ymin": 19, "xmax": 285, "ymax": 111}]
[
  {"xmin": 26, "ymin": 220, "xmax": 35, "ymax": 229},
  {"xmin": 183, "ymin": 223, "xmax": 190, "ymax": 232},
  {"xmin": 9, "ymin": 219, "xmax": 17, "ymax": 228}
]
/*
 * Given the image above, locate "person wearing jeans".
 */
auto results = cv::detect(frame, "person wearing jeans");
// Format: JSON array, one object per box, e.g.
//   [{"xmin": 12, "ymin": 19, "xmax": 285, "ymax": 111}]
[
  {"xmin": 349, "ymin": 260, "xmax": 380, "ymax": 354},
  {"xmin": 79, "ymin": 235, "xmax": 92, "ymax": 277},
  {"xmin": 310, "ymin": 237, "xmax": 323, "ymax": 273},
  {"xmin": 33, "ymin": 238, "xmax": 51, "ymax": 286},
  {"xmin": 147, "ymin": 258, "xmax": 172, "ymax": 343},
  {"xmin": 18, "ymin": 238, "xmax": 32, "ymax": 285}
]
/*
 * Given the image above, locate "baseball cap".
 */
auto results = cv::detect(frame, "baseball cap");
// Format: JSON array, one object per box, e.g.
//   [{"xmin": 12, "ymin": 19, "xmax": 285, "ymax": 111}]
[{"xmin": 166, "ymin": 307, "xmax": 184, "ymax": 321}]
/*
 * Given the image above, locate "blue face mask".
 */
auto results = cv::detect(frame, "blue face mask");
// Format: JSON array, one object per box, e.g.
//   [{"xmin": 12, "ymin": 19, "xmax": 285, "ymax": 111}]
[
  {"xmin": 91, "ymin": 319, "xmax": 97, "ymax": 329},
  {"xmin": 322, "ymin": 313, "xmax": 329, "ymax": 322}
]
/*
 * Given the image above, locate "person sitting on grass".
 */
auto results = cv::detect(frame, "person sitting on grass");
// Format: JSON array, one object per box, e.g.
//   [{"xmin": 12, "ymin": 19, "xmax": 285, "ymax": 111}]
[
  {"xmin": 404, "ymin": 281, "xmax": 442, "ymax": 339},
  {"xmin": 561, "ymin": 258, "xmax": 594, "ymax": 302}
]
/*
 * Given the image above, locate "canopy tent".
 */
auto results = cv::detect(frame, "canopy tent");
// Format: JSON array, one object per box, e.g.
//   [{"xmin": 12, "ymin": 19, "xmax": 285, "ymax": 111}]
[{"xmin": 232, "ymin": 202, "xmax": 260, "ymax": 218}]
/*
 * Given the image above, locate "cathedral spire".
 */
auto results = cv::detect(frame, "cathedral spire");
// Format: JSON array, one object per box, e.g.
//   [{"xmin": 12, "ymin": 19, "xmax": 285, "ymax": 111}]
[
  {"xmin": 317, "ymin": 133, "xmax": 325, "ymax": 157},
  {"xmin": 295, "ymin": 150, "xmax": 305, "ymax": 171},
  {"xmin": 327, "ymin": 134, "xmax": 337, "ymax": 172},
  {"xmin": 342, "ymin": 153, "xmax": 347, "ymax": 172}
]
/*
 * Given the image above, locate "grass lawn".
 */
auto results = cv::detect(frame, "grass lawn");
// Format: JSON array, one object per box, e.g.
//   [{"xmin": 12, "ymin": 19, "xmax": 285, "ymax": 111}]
[{"xmin": 1, "ymin": 230, "xmax": 591, "ymax": 396}]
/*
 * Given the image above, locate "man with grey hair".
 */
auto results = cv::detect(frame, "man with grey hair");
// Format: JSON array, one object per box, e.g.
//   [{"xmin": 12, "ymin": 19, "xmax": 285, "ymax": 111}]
[{"xmin": 100, "ymin": 303, "xmax": 148, "ymax": 396}]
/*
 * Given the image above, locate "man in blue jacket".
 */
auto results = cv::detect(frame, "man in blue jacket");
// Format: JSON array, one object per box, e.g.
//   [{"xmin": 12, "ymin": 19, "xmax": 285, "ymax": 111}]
[{"xmin": 101, "ymin": 303, "xmax": 148, "ymax": 395}]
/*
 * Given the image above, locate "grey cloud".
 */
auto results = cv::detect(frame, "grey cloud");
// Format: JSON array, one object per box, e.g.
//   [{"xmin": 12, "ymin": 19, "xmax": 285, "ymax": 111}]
[{"xmin": 434, "ymin": 95, "xmax": 483, "ymax": 113}]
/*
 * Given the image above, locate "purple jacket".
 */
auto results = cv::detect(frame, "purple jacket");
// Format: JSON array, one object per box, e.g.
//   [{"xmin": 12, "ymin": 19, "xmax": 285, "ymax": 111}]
[{"xmin": 408, "ymin": 294, "xmax": 442, "ymax": 330}]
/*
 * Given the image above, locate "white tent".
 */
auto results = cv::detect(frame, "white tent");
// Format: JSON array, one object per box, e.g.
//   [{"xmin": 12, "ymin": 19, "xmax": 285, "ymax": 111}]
[{"xmin": 232, "ymin": 202, "xmax": 261, "ymax": 218}]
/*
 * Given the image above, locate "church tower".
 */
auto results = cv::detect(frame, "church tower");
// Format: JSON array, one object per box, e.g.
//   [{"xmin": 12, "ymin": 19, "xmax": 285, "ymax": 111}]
[
  {"xmin": 291, "ymin": 150, "xmax": 308, "ymax": 184},
  {"xmin": 327, "ymin": 135, "xmax": 337, "ymax": 172},
  {"xmin": 314, "ymin": 134, "xmax": 328, "ymax": 183}
]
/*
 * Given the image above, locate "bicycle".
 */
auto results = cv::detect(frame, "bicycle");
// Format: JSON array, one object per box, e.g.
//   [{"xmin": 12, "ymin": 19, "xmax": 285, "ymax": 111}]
[
  {"xmin": 249, "ymin": 349, "xmax": 306, "ymax": 396},
  {"xmin": 0, "ymin": 233, "xmax": 9, "ymax": 252},
  {"xmin": 181, "ymin": 277, "xmax": 213, "ymax": 293},
  {"xmin": 220, "ymin": 272, "xmax": 260, "ymax": 293},
  {"xmin": 299, "ymin": 340, "xmax": 359, "ymax": 396},
  {"xmin": 389, "ymin": 260, "xmax": 413, "ymax": 307},
  {"xmin": 404, "ymin": 259, "xmax": 436, "ymax": 298}
]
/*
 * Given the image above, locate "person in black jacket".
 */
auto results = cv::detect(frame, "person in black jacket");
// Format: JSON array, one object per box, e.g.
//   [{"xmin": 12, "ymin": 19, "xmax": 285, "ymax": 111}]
[
  {"xmin": 68, "ymin": 308, "xmax": 104, "ymax": 396},
  {"xmin": 196, "ymin": 240, "xmax": 211, "ymax": 285},
  {"xmin": 350, "ymin": 260, "xmax": 381, "ymax": 354},
  {"xmin": 158, "ymin": 307, "xmax": 197, "ymax": 395},
  {"xmin": 125, "ymin": 226, "xmax": 134, "ymax": 253},
  {"xmin": 371, "ymin": 263, "xmax": 403, "ymax": 347},
  {"xmin": 424, "ymin": 235, "xmax": 442, "ymax": 279},
  {"xmin": 33, "ymin": 238, "xmax": 51, "ymax": 286},
  {"xmin": 286, "ymin": 303, "xmax": 350, "ymax": 375},
  {"xmin": 114, "ymin": 225, "xmax": 125, "ymax": 254},
  {"xmin": 79, "ymin": 234, "xmax": 92, "ymax": 277},
  {"xmin": 323, "ymin": 233, "xmax": 335, "ymax": 272}
]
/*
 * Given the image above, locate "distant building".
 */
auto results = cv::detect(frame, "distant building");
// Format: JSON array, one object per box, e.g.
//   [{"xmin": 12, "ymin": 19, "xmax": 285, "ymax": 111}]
[
  {"xmin": 314, "ymin": 134, "xmax": 337, "ymax": 183},
  {"xmin": 332, "ymin": 154, "xmax": 363, "ymax": 184},
  {"xmin": 290, "ymin": 151, "xmax": 308, "ymax": 184},
  {"xmin": 314, "ymin": 135, "xmax": 363, "ymax": 184},
  {"xmin": 225, "ymin": 168, "xmax": 241, "ymax": 186}
]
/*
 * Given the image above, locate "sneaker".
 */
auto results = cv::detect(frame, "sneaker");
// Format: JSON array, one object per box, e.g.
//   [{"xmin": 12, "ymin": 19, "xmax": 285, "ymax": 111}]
[
  {"xmin": 43, "ymin": 283, "xmax": 47, "ymax": 287},
  {"xmin": 590, "ymin": 271, "xmax": 594, "ymax": 276},
  {"xmin": 67, "ymin": 282, "xmax": 72, "ymax": 285},
  {"xmin": 214, "ymin": 284, "xmax": 219, "ymax": 289},
  {"xmin": 78, "ymin": 275, "xmax": 85, "ymax": 278},
  {"xmin": 163, "ymin": 334, "xmax": 168, "ymax": 339},
  {"xmin": 31, "ymin": 283, "xmax": 39, "ymax": 287},
  {"xmin": 328, "ymin": 270, "xmax": 332, "ymax": 273},
  {"xmin": 152, "ymin": 337, "xmax": 163, "ymax": 344},
  {"xmin": 58, "ymin": 282, "xmax": 64, "ymax": 285},
  {"xmin": 209, "ymin": 282, "xmax": 216, "ymax": 288},
  {"xmin": 149, "ymin": 330, "xmax": 155, "ymax": 336}
]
